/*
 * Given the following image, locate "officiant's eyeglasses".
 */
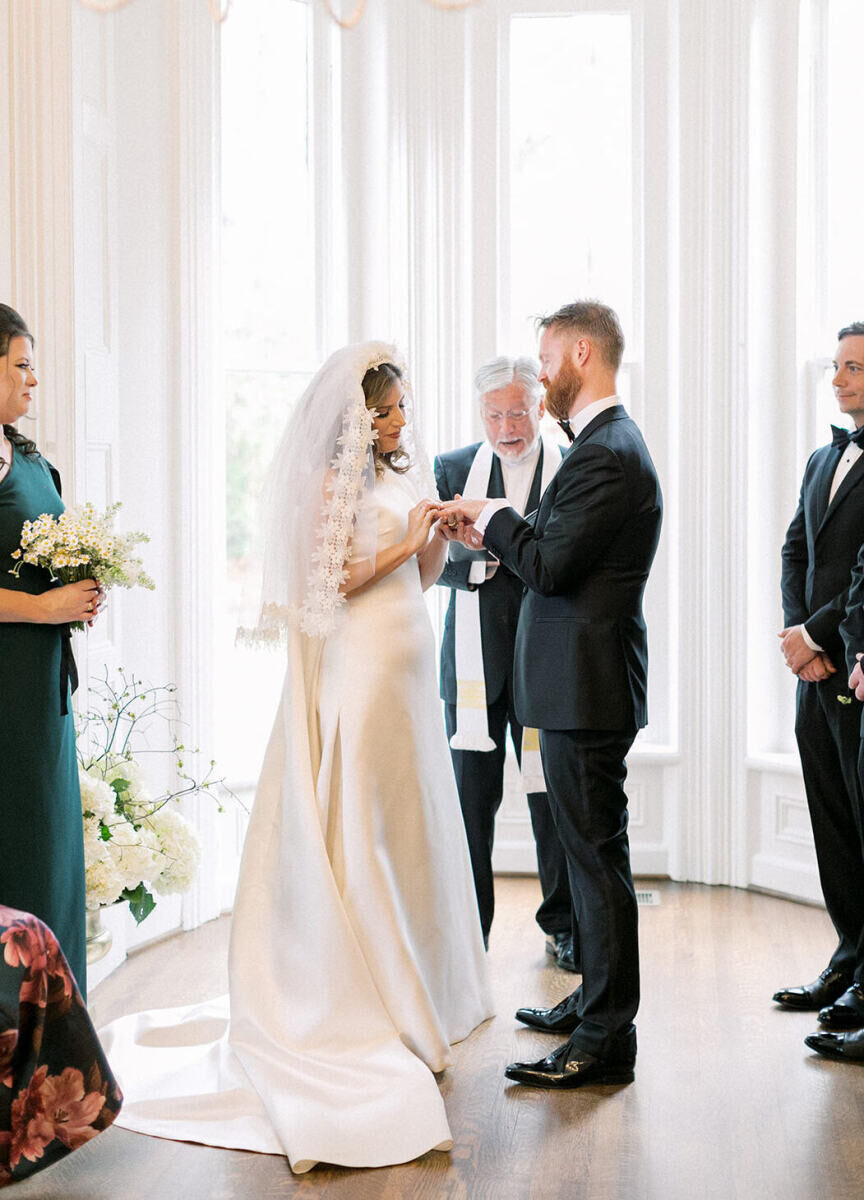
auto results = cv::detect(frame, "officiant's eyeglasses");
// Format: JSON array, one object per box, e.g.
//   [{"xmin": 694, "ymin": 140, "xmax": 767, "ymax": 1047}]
[{"xmin": 482, "ymin": 406, "xmax": 536, "ymax": 424}]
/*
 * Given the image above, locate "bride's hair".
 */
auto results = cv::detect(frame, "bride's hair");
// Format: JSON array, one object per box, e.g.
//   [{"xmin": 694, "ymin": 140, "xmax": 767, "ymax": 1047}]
[{"xmin": 362, "ymin": 362, "xmax": 411, "ymax": 475}]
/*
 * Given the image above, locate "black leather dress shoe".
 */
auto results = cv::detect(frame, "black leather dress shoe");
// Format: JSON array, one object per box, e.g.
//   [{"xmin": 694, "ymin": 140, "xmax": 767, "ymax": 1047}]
[
  {"xmin": 515, "ymin": 990, "xmax": 582, "ymax": 1034},
  {"xmin": 505, "ymin": 1038, "xmax": 635, "ymax": 1089},
  {"xmin": 772, "ymin": 967, "xmax": 851, "ymax": 1011},
  {"xmin": 545, "ymin": 933, "xmax": 580, "ymax": 974},
  {"xmin": 805, "ymin": 1028, "xmax": 864, "ymax": 1061},
  {"xmin": 818, "ymin": 982, "xmax": 864, "ymax": 1029}
]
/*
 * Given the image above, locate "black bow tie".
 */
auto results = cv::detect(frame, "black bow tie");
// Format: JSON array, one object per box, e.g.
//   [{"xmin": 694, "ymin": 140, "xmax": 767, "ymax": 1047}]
[
  {"xmin": 558, "ymin": 419, "xmax": 575, "ymax": 444},
  {"xmin": 831, "ymin": 425, "xmax": 864, "ymax": 451}
]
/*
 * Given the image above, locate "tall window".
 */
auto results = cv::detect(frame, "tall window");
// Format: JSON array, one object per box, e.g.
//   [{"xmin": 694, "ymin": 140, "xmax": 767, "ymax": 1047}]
[
  {"xmin": 500, "ymin": 4, "xmax": 663, "ymax": 742},
  {"xmin": 822, "ymin": 0, "xmax": 864, "ymax": 337},
  {"xmin": 800, "ymin": 0, "xmax": 864, "ymax": 429},
  {"xmin": 505, "ymin": 11, "xmax": 634, "ymax": 362},
  {"xmin": 219, "ymin": 0, "xmax": 316, "ymax": 786}
]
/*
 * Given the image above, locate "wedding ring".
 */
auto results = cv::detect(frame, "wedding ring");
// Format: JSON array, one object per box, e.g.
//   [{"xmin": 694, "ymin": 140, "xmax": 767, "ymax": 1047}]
[{"xmin": 447, "ymin": 516, "xmax": 458, "ymax": 528}]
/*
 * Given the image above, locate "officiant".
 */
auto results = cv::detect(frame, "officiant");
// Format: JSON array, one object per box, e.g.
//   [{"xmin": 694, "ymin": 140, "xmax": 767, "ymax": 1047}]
[{"xmin": 434, "ymin": 356, "xmax": 575, "ymax": 968}]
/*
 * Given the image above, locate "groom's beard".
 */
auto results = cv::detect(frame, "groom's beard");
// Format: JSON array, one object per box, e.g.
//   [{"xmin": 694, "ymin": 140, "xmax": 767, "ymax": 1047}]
[{"xmin": 543, "ymin": 359, "xmax": 583, "ymax": 423}]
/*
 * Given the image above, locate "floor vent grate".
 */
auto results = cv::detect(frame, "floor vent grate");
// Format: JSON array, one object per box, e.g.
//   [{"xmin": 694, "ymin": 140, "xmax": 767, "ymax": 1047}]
[{"xmin": 635, "ymin": 889, "xmax": 660, "ymax": 907}]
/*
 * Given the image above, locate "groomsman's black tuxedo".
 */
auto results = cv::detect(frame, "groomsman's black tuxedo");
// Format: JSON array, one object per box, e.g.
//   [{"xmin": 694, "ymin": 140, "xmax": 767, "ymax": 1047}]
[
  {"xmin": 434, "ymin": 441, "xmax": 573, "ymax": 945},
  {"xmin": 482, "ymin": 405, "xmax": 662, "ymax": 1057},
  {"xmin": 781, "ymin": 439, "xmax": 864, "ymax": 982}
]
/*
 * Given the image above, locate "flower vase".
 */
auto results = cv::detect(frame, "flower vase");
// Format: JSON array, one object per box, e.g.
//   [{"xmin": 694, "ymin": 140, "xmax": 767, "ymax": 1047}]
[{"xmin": 85, "ymin": 907, "xmax": 113, "ymax": 964}]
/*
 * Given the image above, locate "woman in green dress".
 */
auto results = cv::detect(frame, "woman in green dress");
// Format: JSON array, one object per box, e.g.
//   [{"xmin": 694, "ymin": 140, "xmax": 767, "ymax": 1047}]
[{"xmin": 0, "ymin": 304, "xmax": 102, "ymax": 998}]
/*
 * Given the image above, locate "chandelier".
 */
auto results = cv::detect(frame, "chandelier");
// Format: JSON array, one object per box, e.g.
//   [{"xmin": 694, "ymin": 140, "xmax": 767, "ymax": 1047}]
[{"xmin": 75, "ymin": 0, "xmax": 479, "ymax": 26}]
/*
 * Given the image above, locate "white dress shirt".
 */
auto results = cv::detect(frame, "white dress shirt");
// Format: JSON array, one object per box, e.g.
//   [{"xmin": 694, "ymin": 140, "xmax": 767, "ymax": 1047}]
[{"xmin": 474, "ymin": 396, "xmax": 621, "ymax": 537}]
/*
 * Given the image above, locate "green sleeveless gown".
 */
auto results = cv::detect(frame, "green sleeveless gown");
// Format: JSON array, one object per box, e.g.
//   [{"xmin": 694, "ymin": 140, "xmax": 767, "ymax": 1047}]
[{"xmin": 0, "ymin": 448, "xmax": 87, "ymax": 998}]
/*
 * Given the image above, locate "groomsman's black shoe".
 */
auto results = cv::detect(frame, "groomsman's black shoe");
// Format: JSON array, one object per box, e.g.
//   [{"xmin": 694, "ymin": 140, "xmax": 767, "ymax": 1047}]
[
  {"xmin": 818, "ymin": 982, "xmax": 864, "ymax": 1029},
  {"xmin": 772, "ymin": 967, "xmax": 851, "ymax": 1011},
  {"xmin": 515, "ymin": 990, "xmax": 582, "ymax": 1034},
  {"xmin": 505, "ymin": 1038, "xmax": 635, "ymax": 1090},
  {"xmin": 805, "ymin": 1028, "xmax": 864, "ymax": 1061},
  {"xmin": 545, "ymin": 934, "xmax": 580, "ymax": 974}
]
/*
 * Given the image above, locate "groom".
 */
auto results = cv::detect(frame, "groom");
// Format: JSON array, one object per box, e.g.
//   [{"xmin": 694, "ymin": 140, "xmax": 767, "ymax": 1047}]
[{"xmin": 439, "ymin": 301, "xmax": 662, "ymax": 1088}]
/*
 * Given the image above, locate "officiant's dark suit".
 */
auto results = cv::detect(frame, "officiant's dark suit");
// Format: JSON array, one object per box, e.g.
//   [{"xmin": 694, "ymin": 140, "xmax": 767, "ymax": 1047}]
[
  {"xmin": 776, "ymin": 404, "xmax": 864, "ymax": 1019},
  {"xmin": 482, "ymin": 402, "xmax": 662, "ymax": 1061},
  {"xmin": 435, "ymin": 441, "xmax": 573, "ymax": 948}
]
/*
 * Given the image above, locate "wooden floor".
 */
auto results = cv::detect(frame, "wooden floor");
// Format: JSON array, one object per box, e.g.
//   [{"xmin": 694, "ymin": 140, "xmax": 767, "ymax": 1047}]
[{"xmin": 15, "ymin": 879, "xmax": 864, "ymax": 1200}]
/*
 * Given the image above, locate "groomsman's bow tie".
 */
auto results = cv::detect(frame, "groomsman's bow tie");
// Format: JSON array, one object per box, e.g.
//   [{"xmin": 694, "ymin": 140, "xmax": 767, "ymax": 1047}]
[
  {"xmin": 831, "ymin": 425, "xmax": 864, "ymax": 451},
  {"xmin": 558, "ymin": 419, "xmax": 575, "ymax": 444}
]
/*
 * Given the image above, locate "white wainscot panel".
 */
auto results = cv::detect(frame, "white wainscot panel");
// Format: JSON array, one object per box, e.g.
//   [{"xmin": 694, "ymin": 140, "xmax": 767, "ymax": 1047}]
[
  {"xmin": 747, "ymin": 765, "xmax": 823, "ymax": 904},
  {"xmin": 491, "ymin": 752, "xmax": 671, "ymax": 878},
  {"xmin": 626, "ymin": 760, "xmax": 671, "ymax": 877},
  {"xmin": 491, "ymin": 750, "xmax": 538, "ymax": 875}
]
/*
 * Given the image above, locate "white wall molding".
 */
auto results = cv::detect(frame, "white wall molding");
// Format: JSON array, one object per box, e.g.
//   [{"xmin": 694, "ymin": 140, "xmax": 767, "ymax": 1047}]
[
  {"xmin": 0, "ymin": 2, "xmax": 12, "ymax": 296},
  {"xmin": 743, "ymin": 0, "xmax": 822, "ymax": 903},
  {"xmin": 673, "ymin": 0, "xmax": 752, "ymax": 886},
  {"xmin": 6, "ymin": 0, "xmax": 78, "ymax": 484},
  {"xmin": 174, "ymin": 0, "xmax": 224, "ymax": 930}
]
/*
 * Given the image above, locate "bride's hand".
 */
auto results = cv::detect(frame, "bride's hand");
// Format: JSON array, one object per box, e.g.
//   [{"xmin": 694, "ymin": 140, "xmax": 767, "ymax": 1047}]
[{"xmin": 402, "ymin": 499, "xmax": 442, "ymax": 557}]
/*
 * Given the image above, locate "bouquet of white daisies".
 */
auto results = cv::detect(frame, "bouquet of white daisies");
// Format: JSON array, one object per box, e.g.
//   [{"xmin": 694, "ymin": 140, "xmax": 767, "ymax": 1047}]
[{"xmin": 9, "ymin": 501, "xmax": 154, "ymax": 626}]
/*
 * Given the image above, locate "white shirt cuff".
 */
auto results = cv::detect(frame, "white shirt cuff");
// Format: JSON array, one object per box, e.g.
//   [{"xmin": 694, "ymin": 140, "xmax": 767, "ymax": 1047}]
[
  {"xmin": 800, "ymin": 624, "xmax": 823, "ymax": 653},
  {"xmin": 475, "ymin": 498, "xmax": 512, "ymax": 538}
]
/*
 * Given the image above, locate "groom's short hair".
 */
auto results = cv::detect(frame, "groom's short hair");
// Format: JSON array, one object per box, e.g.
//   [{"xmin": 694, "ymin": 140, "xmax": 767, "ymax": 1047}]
[
  {"xmin": 474, "ymin": 356, "xmax": 543, "ymax": 405},
  {"xmin": 838, "ymin": 321, "xmax": 864, "ymax": 340},
  {"xmin": 538, "ymin": 301, "xmax": 625, "ymax": 371}
]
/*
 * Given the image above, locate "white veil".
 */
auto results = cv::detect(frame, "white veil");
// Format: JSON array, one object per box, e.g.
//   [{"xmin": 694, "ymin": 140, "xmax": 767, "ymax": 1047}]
[{"xmin": 247, "ymin": 340, "xmax": 426, "ymax": 641}]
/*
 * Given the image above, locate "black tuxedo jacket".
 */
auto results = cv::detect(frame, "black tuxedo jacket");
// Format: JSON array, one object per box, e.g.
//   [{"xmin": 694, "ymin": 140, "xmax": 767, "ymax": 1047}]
[
  {"xmin": 434, "ymin": 441, "xmax": 553, "ymax": 707},
  {"xmin": 482, "ymin": 406, "xmax": 662, "ymax": 732},
  {"xmin": 781, "ymin": 442, "xmax": 864, "ymax": 667}
]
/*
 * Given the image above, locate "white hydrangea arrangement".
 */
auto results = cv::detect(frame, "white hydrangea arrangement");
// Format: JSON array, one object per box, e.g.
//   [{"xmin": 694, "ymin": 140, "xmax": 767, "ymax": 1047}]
[
  {"xmin": 77, "ymin": 670, "xmax": 230, "ymax": 924},
  {"xmin": 9, "ymin": 501, "xmax": 154, "ymax": 627}
]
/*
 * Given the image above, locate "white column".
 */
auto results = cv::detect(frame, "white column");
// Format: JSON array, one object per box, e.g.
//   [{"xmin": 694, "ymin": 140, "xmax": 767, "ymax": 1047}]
[
  {"xmin": 744, "ymin": 0, "xmax": 822, "ymax": 901},
  {"xmin": 674, "ymin": 0, "xmax": 752, "ymax": 884},
  {"xmin": 5, "ymin": 0, "xmax": 78, "ymax": 483},
  {"xmin": 174, "ymin": 0, "xmax": 224, "ymax": 930},
  {"xmin": 0, "ymin": 1, "xmax": 11, "ymax": 297}
]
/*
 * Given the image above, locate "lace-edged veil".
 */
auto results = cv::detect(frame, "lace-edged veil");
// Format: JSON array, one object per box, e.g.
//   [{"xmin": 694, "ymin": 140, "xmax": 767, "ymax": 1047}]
[{"xmin": 245, "ymin": 340, "xmax": 428, "ymax": 642}]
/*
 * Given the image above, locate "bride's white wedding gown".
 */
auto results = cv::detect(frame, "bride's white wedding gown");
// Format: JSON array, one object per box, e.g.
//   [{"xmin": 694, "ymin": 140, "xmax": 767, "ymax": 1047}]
[{"xmin": 99, "ymin": 469, "xmax": 493, "ymax": 1174}]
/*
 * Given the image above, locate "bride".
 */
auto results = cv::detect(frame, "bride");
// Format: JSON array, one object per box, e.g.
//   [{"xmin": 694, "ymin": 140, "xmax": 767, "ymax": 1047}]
[{"xmin": 101, "ymin": 342, "xmax": 493, "ymax": 1174}]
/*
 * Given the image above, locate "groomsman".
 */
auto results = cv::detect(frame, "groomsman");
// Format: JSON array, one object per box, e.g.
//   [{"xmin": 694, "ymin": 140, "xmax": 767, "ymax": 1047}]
[
  {"xmin": 806, "ymin": 530, "xmax": 864, "ymax": 1061},
  {"xmin": 439, "ymin": 301, "xmax": 662, "ymax": 1088},
  {"xmin": 434, "ymin": 356, "xmax": 575, "ymax": 967},
  {"xmin": 775, "ymin": 321, "xmax": 864, "ymax": 1023}
]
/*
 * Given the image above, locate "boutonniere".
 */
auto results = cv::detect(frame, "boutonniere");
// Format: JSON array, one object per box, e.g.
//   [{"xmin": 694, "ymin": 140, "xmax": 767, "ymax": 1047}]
[{"xmin": 837, "ymin": 694, "xmax": 853, "ymax": 705}]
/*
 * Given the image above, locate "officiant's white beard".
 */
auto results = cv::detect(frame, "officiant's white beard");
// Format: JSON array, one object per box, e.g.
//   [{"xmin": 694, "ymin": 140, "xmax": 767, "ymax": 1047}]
[{"xmin": 486, "ymin": 432, "xmax": 541, "ymax": 465}]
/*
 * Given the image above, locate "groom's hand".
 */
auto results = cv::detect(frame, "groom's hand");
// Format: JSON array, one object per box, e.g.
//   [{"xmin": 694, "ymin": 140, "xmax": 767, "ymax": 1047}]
[
  {"xmin": 437, "ymin": 495, "xmax": 486, "ymax": 549},
  {"xmin": 437, "ymin": 496, "xmax": 486, "ymax": 525}
]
